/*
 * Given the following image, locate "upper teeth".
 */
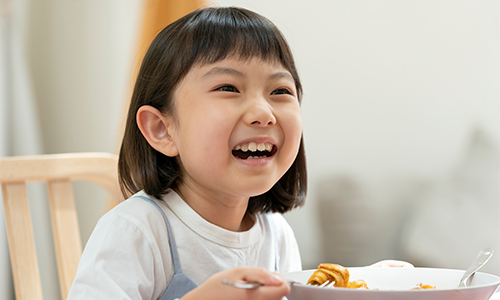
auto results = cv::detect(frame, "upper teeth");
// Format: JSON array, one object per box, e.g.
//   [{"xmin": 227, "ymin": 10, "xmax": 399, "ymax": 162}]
[{"xmin": 234, "ymin": 142, "xmax": 273, "ymax": 152}]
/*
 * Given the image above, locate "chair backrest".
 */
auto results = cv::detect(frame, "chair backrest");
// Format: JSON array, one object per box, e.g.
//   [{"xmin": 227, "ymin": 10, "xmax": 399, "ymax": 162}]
[{"xmin": 0, "ymin": 152, "xmax": 124, "ymax": 300}]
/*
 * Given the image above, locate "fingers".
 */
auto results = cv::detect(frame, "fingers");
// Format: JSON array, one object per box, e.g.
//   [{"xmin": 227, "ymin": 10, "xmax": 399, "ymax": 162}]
[
  {"xmin": 367, "ymin": 260, "xmax": 414, "ymax": 268},
  {"xmin": 235, "ymin": 266, "xmax": 285, "ymax": 286},
  {"xmin": 255, "ymin": 282, "xmax": 290, "ymax": 300},
  {"xmin": 185, "ymin": 267, "xmax": 289, "ymax": 300},
  {"xmin": 230, "ymin": 267, "xmax": 290, "ymax": 299}
]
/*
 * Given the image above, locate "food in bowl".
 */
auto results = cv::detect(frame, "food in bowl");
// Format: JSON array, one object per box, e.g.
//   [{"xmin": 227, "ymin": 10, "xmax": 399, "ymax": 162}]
[
  {"xmin": 307, "ymin": 263, "xmax": 435, "ymax": 290},
  {"xmin": 411, "ymin": 283, "xmax": 437, "ymax": 290},
  {"xmin": 307, "ymin": 263, "xmax": 369, "ymax": 288},
  {"xmin": 285, "ymin": 267, "xmax": 500, "ymax": 300}
]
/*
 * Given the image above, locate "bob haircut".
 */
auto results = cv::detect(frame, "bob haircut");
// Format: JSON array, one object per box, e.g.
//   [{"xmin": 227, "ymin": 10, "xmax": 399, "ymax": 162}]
[{"xmin": 119, "ymin": 6, "xmax": 307, "ymax": 214}]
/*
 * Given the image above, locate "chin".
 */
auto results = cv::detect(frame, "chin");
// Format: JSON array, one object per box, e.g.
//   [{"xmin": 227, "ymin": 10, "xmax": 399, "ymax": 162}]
[{"xmin": 243, "ymin": 183, "xmax": 276, "ymax": 198}]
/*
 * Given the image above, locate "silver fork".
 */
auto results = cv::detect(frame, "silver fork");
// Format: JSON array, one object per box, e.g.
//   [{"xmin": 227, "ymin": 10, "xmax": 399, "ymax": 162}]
[
  {"xmin": 298, "ymin": 281, "xmax": 335, "ymax": 288},
  {"xmin": 222, "ymin": 279, "xmax": 336, "ymax": 289},
  {"xmin": 318, "ymin": 281, "xmax": 336, "ymax": 288},
  {"xmin": 221, "ymin": 279, "xmax": 263, "ymax": 289}
]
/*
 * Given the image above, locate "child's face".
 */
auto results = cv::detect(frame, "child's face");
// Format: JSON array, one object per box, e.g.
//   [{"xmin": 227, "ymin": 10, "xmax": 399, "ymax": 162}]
[{"xmin": 169, "ymin": 57, "xmax": 302, "ymax": 200}]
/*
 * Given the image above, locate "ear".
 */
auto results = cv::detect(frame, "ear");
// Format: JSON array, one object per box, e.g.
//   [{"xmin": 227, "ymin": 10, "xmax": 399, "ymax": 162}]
[{"xmin": 136, "ymin": 105, "xmax": 179, "ymax": 157}]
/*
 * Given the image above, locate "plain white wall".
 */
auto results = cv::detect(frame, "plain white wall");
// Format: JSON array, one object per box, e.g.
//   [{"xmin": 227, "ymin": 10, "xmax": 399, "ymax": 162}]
[
  {"xmin": 27, "ymin": 0, "xmax": 143, "ymax": 241},
  {"xmin": 24, "ymin": 1, "xmax": 143, "ymax": 299},
  {"xmin": 28, "ymin": 0, "xmax": 142, "ymax": 155},
  {"xmin": 211, "ymin": 0, "xmax": 499, "ymax": 269},
  {"xmin": 19, "ymin": 1, "xmax": 499, "ymax": 296}
]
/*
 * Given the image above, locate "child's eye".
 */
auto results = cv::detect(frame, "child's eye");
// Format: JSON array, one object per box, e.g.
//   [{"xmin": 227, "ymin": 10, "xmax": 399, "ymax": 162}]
[
  {"xmin": 216, "ymin": 85, "xmax": 239, "ymax": 93},
  {"xmin": 271, "ymin": 88, "xmax": 293, "ymax": 95}
]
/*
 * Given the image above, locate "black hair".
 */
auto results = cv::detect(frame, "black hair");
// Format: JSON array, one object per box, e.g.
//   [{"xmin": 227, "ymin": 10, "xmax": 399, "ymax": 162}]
[{"xmin": 119, "ymin": 6, "xmax": 307, "ymax": 213}]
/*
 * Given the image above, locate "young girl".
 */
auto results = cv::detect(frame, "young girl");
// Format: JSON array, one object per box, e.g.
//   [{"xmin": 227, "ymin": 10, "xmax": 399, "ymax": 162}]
[
  {"xmin": 68, "ymin": 6, "xmax": 411, "ymax": 300},
  {"xmin": 68, "ymin": 6, "xmax": 307, "ymax": 300}
]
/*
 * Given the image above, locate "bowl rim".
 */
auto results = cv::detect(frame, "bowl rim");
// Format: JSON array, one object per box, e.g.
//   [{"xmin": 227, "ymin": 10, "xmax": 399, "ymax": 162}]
[{"xmin": 285, "ymin": 267, "xmax": 500, "ymax": 292}]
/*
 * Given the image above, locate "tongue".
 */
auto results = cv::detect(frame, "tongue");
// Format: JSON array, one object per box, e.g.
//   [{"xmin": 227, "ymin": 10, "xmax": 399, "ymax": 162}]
[{"xmin": 232, "ymin": 150, "xmax": 265, "ymax": 159}]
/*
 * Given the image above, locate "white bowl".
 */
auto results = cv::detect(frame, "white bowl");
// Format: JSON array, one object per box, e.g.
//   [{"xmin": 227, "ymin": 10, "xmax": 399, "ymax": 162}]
[{"xmin": 284, "ymin": 267, "xmax": 500, "ymax": 300}]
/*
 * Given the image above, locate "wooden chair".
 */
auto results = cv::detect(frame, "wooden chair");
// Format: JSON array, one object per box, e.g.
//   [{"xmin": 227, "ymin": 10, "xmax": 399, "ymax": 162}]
[{"xmin": 0, "ymin": 152, "xmax": 124, "ymax": 300}]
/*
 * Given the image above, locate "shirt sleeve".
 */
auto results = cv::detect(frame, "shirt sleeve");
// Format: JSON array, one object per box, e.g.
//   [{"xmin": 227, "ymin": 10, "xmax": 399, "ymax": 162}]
[
  {"xmin": 67, "ymin": 212, "xmax": 165, "ymax": 300},
  {"xmin": 272, "ymin": 214, "xmax": 302, "ymax": 274}
]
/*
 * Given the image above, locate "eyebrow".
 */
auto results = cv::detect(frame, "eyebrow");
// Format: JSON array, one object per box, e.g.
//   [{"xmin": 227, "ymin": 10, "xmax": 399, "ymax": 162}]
[
  {"xmin": 269, "ymin": 71, "xmax": 294, "ymax": 81},
  {"xmin": 202, "ymin": 67, "xmax": 245, "ymax": 79},
  {"xmin": 202, "ymin": 67, "xmax": 294, "ymax": 82}
]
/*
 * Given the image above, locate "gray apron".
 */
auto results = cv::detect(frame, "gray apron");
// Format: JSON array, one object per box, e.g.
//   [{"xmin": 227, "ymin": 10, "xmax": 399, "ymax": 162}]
[{"xmin": 136, "ymin": 195, "xmax": 279, "ymax": 300}]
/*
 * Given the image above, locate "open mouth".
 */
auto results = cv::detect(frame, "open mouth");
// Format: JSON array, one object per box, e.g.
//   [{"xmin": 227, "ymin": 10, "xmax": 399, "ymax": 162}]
[{"xmin": 232, "ymin": 142, "xmax": 277, "ymax": 160}]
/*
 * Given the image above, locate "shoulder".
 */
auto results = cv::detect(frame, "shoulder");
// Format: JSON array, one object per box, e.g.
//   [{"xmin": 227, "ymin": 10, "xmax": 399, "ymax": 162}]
[
  {"xmin": 102, "ymin": 192, "xmax": 166, "ymax": 229},
  {"xmin": 107, "ymin": 192, "xmax": 162, "ymax": 219},
  {"xmin": 260, "ymin": 212, "xmax": 302, "ymax": 273},
  {"xmin": 85, "ymin": 192, "xmax": 172, "ymax": 256},
  {"xmin": 95, "ymin": 192, "xmax": 175, "ymax": 252},
  {"xmin": 68, "ymin": 192, "xmax": 172, "ymax": 299},
  {"xmin": 255, "ymin": 212, "xmax": 297, "ymax": 248},
  {"xmin": 266, "ymin": 213, "xmax": 295, "ymax": 236}
]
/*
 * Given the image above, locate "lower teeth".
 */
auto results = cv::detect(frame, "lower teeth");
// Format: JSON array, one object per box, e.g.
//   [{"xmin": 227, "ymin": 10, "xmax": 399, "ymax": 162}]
[{"xmin": 247, "ymin": 155, "xmax": 267, "ymax": 159}]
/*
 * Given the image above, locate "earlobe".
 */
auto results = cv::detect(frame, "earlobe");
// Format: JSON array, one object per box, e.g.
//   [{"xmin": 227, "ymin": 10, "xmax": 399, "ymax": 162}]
[{"xmin": 136, "ymin": 105, "xmax": 178, "ymax": 157}]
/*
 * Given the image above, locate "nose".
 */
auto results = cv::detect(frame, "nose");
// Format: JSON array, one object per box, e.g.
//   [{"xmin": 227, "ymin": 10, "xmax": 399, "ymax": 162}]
[{"xmin": 244, "ymin": 97, "xmax": 276, "ymax": 127}]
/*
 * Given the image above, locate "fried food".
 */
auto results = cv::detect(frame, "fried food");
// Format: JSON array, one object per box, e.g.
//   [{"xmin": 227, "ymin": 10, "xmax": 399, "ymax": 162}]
[
  {"xmin": 347, "ymin": 279, "xmax": 369, "ymax": 289},
  {"xmin": 411, "ymin": 283, "xmax": 436, "ymax": 290},
  {"xmin": 307, "ymin": 263, "xmax": 363, "ymax": 288},
  {"xmin": 307, "ymin": 263, "xmax": 436, "ymax": 290}
]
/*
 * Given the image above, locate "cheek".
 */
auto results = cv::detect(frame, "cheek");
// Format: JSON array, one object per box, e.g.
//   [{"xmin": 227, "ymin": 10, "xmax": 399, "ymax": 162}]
[
  {"xmin": 288, "ymin": 121, "xmax": 303, "ymax": 162},
  {"xmin": 283, "ymin": 107, "xmax": 303, "ymax": 145},
  {"xmin": 176, "ymin": 117, "xmax": 235, "ymax": 172},
  {"xmin": 278, "ymin": 108, "xmax": 303, "ymax": 165}
]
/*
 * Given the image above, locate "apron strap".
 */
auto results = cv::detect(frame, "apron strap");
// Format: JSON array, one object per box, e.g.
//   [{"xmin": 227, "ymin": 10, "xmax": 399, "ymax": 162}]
[{"xmin": 134, "ymin": 195, "xmax": 182, "ymax": 275}]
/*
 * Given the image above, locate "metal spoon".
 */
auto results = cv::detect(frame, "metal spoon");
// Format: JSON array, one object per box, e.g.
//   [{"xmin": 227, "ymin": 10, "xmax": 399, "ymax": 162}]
[{"xmin": 458, "ymin": 247, "xmax": 494, "ymax": 288}]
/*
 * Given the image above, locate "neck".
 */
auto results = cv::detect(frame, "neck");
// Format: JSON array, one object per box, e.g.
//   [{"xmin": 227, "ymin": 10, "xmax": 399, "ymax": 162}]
[{"xmin": 175, "ymin": 185, "xmax": 253, "ymax": 232}]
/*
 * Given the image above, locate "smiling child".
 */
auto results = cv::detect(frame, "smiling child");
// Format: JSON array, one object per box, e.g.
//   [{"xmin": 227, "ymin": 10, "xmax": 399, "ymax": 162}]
[{"xmin": 68, "ymin": 6, "xmax": 306, "ymax": 300}]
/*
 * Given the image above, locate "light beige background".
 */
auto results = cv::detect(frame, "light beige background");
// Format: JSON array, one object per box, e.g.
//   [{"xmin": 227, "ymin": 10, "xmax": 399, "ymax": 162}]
[{"xmin": 211, "ymin": 0, "xmax": 499, "ymax": 273}]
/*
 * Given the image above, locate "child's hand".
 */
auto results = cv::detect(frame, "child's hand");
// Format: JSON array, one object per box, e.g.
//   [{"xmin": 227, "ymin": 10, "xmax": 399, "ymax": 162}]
[
  {"xmin": 367, "ymin": 260, "xmax": 414, "ymax": 268},
  {"xmin": 181, "ymin": 266, "xmax": 290, "ymax": 300}
]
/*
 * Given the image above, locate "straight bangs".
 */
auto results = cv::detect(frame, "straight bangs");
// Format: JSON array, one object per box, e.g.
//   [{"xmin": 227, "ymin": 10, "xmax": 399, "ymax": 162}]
[
  {"xmin": 190, "ymin": 9, "xmax": 287, "ymax": 63},
  {"xmin": 167, "ymin": 7, "xmax": 303, "ymax": 102},
  {"xmin": 120, "ymin": 6, "xmax": 307, "ymax": 211}
]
